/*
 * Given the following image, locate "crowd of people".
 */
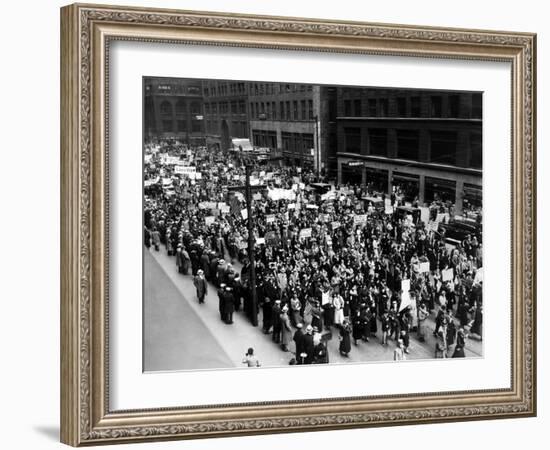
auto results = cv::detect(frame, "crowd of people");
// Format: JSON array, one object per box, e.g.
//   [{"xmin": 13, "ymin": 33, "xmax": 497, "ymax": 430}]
[{"xmin": 144, "ymin": 141, "xmax": 483, "ymax": 365}]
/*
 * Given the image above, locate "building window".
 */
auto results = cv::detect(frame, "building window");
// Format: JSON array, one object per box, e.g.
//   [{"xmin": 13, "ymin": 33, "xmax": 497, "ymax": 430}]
[
  {"xmin": 353, "ymin": 99, "xmax": 361, "ymax": 117},
  {"xmin": 448, "ymin": 94, "xmax": 460, "ymax": 117},
  {"xmin": 191, "ymin": 120, "xmax": 202, "ymax": 133},
  {"xmin": 280, "ymin": 101, "xmax": 285, "ymax": 120},
  {"xmin": 293, "ymin": 101, "xmax": 298, "ymax": 120},
  {"xmin": 397, "ymin": 129, "xmax": 420, "ymax": 160},
  {"xmin": 160, "ymin": 101, "xmax": 172, "ymax": 116},
  {"xmin": 190, "ymin": 101, "xmax": 201, "ymax": 115},
  {"xmin": 175, "ymin": 100, "xmax": 186, "ymax": 115},
  {"xmin": 411, "ymin": 96, "xmax": 421, "ymax": 117},
  {"xmin": 301, "ymin": 100, "xmax": 306, "ymax": 120},
  {"xmin": 177, "ymin": 120, "xmax": 187, "ymax": 132},
  {"xmin": 239, "ymin": 100, "xmax": 246, "ymax": 114},
  {"xmin": 308, "ymin": 100, "xmax": 313, "ymax": 120},
  {"xmin": 469, "ymin": 132, "xmax": 482, "ymax": 169},
  {"xmin": 230, "ymin": 101, "xmax": 237, "ymax": 114},
  {"xmin": 430, "ymin": 96, "xmax": 442, "ymax": 117},
  {"xmin": 344, "ymin": 100, "xmax": 352, "ymax": 117},
  {"xmin": 286, "ymin": 101, "xmax": 291, "ymax": 120},
  {"xmin": 397, "ymin": 97, "xmax": 407, "ymax": 117},
  {"xmin": 211, "ymin": 103, "xmax": 218, "ymax": 115},
  {"xmin": 162, "ymin": 119, "xmax": 173, "ymax": 132},
  {"xmin": 379, "ymin": 99, "xmax": 389, "ymax": 117},
  {"xmin": 472, "ymin": 93, "xmax": 482, "ymax": 118},
  {"xmin": 368, "ymin": 99, "xmax": 377, "ymax": 116},
  {"xmin": 204, "ymin": 103, "xmax": 210, "ymax": 115},
  {"xmin": 188, "ymin": 86, "xmax": 200, "ymax": 95},
  {"xmin": 368, "ymin": 129, "xmax": 388, "ymax": 156},
  {"xmin": 430, "ymin": 130, "xmax": 457, "ymax": 165},
  {"xmin": 344, "ymin": 127, "xmax": 361, "ymax": 154},
  {"xmin": 250, "ymin": 103, "xmax": 255, "ymax": 118}
]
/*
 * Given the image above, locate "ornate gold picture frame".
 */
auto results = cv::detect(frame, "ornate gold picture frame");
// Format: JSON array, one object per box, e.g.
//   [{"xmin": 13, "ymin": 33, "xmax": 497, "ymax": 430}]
[{"xmin": 60, "ymin": 3, "xmax": 536, "ymax": 446}]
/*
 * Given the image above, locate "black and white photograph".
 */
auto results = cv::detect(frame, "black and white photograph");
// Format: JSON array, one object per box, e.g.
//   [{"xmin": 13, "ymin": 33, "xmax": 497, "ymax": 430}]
[{"xmin": 142, "ymin": 77, "xmax": 484, "ymax": 372}]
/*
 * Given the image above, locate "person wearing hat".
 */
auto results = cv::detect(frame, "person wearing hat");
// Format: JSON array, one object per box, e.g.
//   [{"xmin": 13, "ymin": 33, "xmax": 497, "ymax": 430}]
[
  {"xmin": 193, "ymin": 269, "xmax": 208, "ymax": 304},
  {"xmin": 271, "ymin": 300, "xmax": 282, "ymax": 344},
  {"xmin": 339, "ymin": 319, "xmax": 352, "ymax": 356},
  {"xmin": 261, "ymin": 297, "xmax": 273, "ymax": 334},
  {"xmin": 176, "ymin": 244, "xmax": 185, "ymax": 274},
  {"xmin": 452, "ymin": 328, "xmax": 466, "ymax": 358},
  {"xmin": 218, "ymin": 283, "xmax": 226, "ymax": 321},
  {"xmin": 293, "ymin": 323, "xmax": 305, "ymax": 364},
  {"xmin": 223, "ymin": 286, "xmax": 235, "ymax": 324},
  {"xmin": 280, "ymin": 304, "xmax": 292, "ymax": 352},
  {"xmin": 302, "ymin": 325, "xmax": 315, "ymax": 365}
]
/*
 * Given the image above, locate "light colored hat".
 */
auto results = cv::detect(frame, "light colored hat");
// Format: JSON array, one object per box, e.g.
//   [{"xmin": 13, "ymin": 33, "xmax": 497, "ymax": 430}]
[
  {"xmin": 282, "ymin": 305, "xmax": 289, "ymax": 312},
  {"xmin": 296, "ymin": 323, "xmax": 303, "ymax": 329},
  {"xmin": 305, "ymin": 325, "xmax": 313, "ymax": 333},
  {"xmin": 220, "ymin": 283, "xmax": 226, "ymax": 288}
]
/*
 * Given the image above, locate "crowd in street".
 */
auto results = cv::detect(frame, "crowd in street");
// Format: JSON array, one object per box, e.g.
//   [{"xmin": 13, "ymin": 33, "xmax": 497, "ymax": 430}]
[{"xmin": 144, "ymin": 142, "xmax": 483, "ymax": 365}]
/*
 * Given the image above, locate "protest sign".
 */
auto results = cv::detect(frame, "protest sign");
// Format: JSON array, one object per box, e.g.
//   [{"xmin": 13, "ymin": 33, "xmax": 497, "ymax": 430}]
[
  {"xmin": 299, "ymin": 228, "xmax": 312, "ymax": 239},
  {"xmin": 419, "ymin": 261, "xmax": 430, "ymax": 273},
  {"xmin": 253, "ymin": 193, "xmax": 262, "ymax": 201},
  {"xmin": 266, "ymin": 214, "xmax": 275, "ymax": 224},
  {"xmin": 331, "ymin": 221, "xmax": 340, "ymax": 229},
  {"xmin": 288, "ymin": 203, "xmax": 296, "ymax": 210},
  {"xmin": 205, "ymin": 216, "xmax": 215, "ymax": 226},
  {"xmin": 420, "ymin": 207, "xmax": 430, "ymax": 224},
  {"xmin": 306, "ymin": 204, "xmax": 319, "ymax": 209},
  {"xmin": 256, "ymin": 237, "xmax": 265, "ymax": 246},
  {"xmin": 399, "ymin": 290, "xmax": 412, "ymax": 312},
  {"xmin": 401, "ymin": 279, "xmax": 411, "ymax": 292},
  {"xmin": 241, "ymin": 209, "xmax": 248, "ymax": 220},
  {"xmin": 220, "ymin": 205, "xmax": 230, "ymax": 214},
  {"xmin": 442, "ymin": 268, "xmax": 454, "ymax": 282},
  {"xmin": 353, "ymin": 214, "xmax": 368, "ymax": 226},
  {"xmin": 174, "ymin": 166, "xmax": 197, "ymax": 177}
]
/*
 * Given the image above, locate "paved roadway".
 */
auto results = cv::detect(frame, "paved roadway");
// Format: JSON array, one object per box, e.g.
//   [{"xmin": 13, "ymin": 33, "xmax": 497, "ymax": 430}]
[{"xmin": 144, "ymin": 245, "xmax": 482, "ymax": 372}]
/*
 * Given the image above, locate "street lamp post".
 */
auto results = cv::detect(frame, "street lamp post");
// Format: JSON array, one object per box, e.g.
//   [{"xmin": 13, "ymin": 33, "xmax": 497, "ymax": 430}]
[
  {"xmin": 245, "ymin": 165, "xmax": 258, "ymax": 327},
  {"xmin": 227, "ymin": 165, "xmax": 265, "ymax": 327}
]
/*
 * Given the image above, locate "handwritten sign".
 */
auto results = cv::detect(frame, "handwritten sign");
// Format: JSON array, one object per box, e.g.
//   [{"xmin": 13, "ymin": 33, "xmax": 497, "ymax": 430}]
[
  {"xmin": 419, "ymin": 261, "xmax": 430, "ymax": 273},
  {"xmin": 442, "ymin": 268, "xmax": 454, "ymax": 282},
  {"xmin": 299, "ymin": 228, "xmax": 312, "ymax": 239},
  {"xmin": 205, "ymin": 216, "xmax": 215, "ymax": 226},
  {"xmin": 353, "ymin": 214, "xmax": 368, "ymax": 225}
]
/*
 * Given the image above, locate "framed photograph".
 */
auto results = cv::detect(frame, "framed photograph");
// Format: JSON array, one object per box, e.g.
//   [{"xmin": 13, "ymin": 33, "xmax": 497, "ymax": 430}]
[{"xmin": 60, "ymin": 3, "xmax": 537, "ymax": 446}]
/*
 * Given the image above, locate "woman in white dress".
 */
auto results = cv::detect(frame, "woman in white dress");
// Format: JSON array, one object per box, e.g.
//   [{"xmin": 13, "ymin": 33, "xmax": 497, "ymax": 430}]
[{"xmin": 332, "ymin": 293, "xmax": 345, "ymax": 326}]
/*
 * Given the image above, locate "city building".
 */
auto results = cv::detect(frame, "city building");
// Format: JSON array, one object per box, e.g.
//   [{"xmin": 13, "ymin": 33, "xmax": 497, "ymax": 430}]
[
  {"xmin": 247, "ymin": 82, "xmax": 327, "ymax": 169},
  {"xmin": 202, "ymin": 80, "xmax": 250, "ymax": 150},
  {"xmin": 144, "ymin": 78, "xmax": 205, "ymax": 143},
  {"xmin": 335, "ymin": 87, "xmax": 482, "ymax": 214}
]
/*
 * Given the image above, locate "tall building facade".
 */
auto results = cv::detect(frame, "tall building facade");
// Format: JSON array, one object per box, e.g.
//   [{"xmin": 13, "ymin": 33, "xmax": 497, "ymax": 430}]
[
  {"xmin": 335, "ymin": 87, "xmax": 482, "ymax": 214},
  {"xmin": 144, "ymin": 78, "xmax": 204, "ymax": 143},
  {"xmin": 202, "ymin": 80, "xmax": 250, "ymax": 150},
  {"xmin": 247, "ymin": 82, "xmax": 325, "ymax": 168}
]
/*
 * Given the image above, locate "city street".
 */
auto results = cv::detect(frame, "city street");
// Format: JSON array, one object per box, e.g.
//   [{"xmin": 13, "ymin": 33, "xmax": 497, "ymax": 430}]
[{"xmin": 144, "ymin": 244, "xmax": 482, "ymax": 372}]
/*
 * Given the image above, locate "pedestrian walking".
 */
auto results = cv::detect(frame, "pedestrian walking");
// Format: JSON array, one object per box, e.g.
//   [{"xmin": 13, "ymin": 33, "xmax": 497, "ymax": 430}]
[{"xmin": 193, "ymin": 269, "xmax": 207, "ymax": 304}]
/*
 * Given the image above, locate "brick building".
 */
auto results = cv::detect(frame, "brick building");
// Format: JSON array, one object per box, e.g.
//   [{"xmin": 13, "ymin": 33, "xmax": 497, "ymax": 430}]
[
  {"xmin": 144, "ymin": 78, "xmax": 204, "ymax": 143},
  {"xmin": 202, "ymin": 80, "xmax": 250, "ymax": 150},
  {"xmin": 335, "ymin": 87, "xmax": 482, "ymax": 214}
]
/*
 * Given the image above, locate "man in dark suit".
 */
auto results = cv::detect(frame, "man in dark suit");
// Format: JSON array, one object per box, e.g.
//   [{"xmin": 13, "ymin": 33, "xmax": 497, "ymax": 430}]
[
  {"xmin": 293, "ymin": 323, "xmax": 305, "ymax": 364},
  {"xmin": 223, "ymin": 286, "xmax": 235, "ymax": 324},
  {"xmin": 302, "ymin": 325, "xmax": 315, "ymax": 365},
  {"xmin": 193, "ymin": 269, "xmax": 208, "ymax": 304}
]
